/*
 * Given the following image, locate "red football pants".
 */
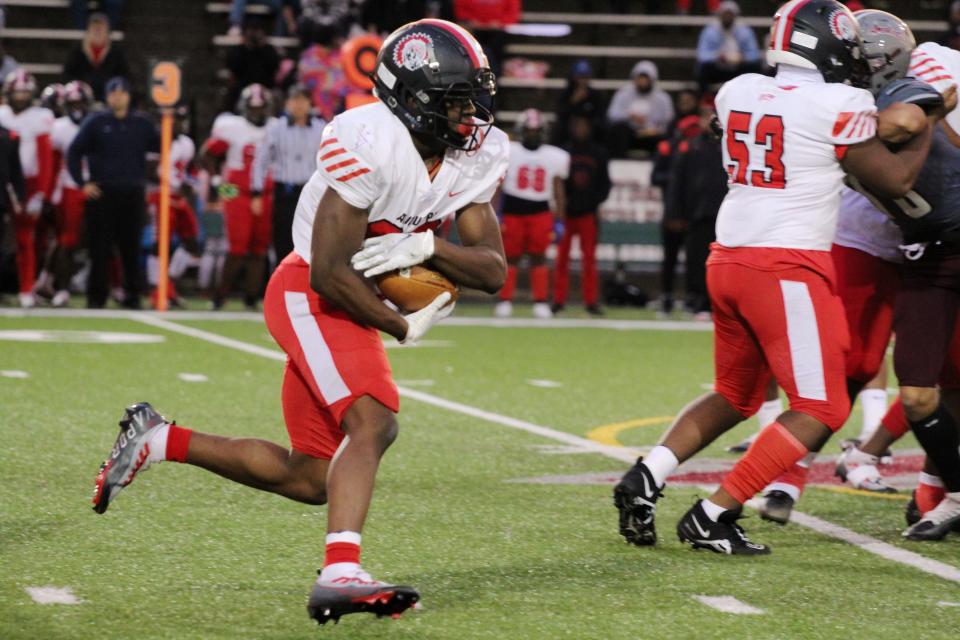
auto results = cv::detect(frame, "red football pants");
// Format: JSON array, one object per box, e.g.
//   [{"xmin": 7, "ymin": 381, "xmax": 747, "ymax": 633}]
[
  {"xmin": 224, "ymin": 191, "xmax": 272, "ymax": 256},
  {"xmin": 553, "ymin": 214, "xmax": 599, "ymax": 306},
  {"xmin": 709, "ymin": 260, "xmax": 851, "ymax": 430},
  {"xmin": 57, "ymin": 186, "xmax": 86, "ymax": 249},
  {"xmin": 13, "ymin": 177, "xmax": 42, "ymax": 292}
]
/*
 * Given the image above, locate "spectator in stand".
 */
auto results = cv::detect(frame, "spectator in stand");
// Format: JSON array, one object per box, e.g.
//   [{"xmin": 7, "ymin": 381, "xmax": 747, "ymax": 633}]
[
  {"xmin": 669, "ymin": 89, "xmax": 699, "ymax": 135},
  {"xmin": 227, "ymin": 0, "xmax": 300, "ymax": 37},
  {"xmin": 453, "ymin": 0, "xmax": 520, "ymax": 76},
  {"xmin": 67, "ymin": 76, "xmax": 159, "ymax": 309},
  {"xmin": 296, "ymin": 23, "xmax": 348, "ymax": 121},
  {"xmin": 606, "ymin": 60, "xmax": 674, "ymax": 157},
  {"xmin": 298, "ymin": 0, "xmax": 361, "ymax": 37},
  {"xmin": 651, "ymin": 111, "xmax": 701, "ymax": 316},
  {"xmin": 63, "ymin": 13, "xmax": 129, "ymax": 102},
  {"xmin": 0, "ymin": 41, "xmax": 19, "ymax": 82},
  {"xmin": 695, "ymin": 1, "xmax": 761, "ymax": 91},
  {"xmin": 251, "ymin": 84, "xmax": 325, "ymax": 260},
  {"xmin": 225, "ymin": 18, "xmax": 280, "ymax": 112},
  {"xmin": 552, "ymin": 59, "xmax": 606, "ymax": 147},
  {"xmin": 552, "ymin": 115, "xmax": 610, "ymax": 317},
  {"xmin": 664, "ymin": 101, "xmax": 726, "ymax": 318},
  {"xmin": 71, "ymin": 0, "xmax": 124, "ymax": 29},
  {"xmin": 941, "ymin": 1, "xmax": 960, "ymax": 51}
]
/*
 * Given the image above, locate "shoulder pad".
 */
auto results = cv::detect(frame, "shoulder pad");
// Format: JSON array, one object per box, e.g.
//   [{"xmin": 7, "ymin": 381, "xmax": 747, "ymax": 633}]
[{"xmin": 877, "ymin": 78, "xmax": 944, "ymax": 113}]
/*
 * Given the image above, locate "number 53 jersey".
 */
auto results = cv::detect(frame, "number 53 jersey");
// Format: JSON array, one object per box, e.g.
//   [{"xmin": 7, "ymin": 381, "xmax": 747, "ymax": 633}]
[{"xmin": 714, "ymin": 69, "xmax": 876, "ymax": 251}]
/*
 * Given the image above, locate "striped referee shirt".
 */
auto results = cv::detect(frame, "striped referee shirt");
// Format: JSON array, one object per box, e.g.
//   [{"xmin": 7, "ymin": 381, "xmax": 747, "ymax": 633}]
[{"xmin": 251, "ymin": 114, "xmax": 326, "ymax": 192}]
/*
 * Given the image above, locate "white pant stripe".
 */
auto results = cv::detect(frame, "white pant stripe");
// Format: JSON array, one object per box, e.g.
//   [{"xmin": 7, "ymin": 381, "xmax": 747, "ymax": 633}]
[
  {"xmin": 284, "ymin": 291, "xmax": 351, "ymax": 404},
  {"xmin": 779, "ymin": 280, "xmax": 827, "ymax": 401}
]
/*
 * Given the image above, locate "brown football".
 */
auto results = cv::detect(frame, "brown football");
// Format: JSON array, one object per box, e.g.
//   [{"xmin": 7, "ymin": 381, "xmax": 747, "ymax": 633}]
[{"xmin": 374, "ymin": 265, "xmax": 459, "ymax": 312}]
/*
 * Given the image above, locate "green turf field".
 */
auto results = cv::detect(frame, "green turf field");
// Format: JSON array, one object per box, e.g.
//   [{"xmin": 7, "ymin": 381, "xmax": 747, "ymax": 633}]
[{"xmin": 1, "ymin": 307, "xmax": 958, "ymax": 639}]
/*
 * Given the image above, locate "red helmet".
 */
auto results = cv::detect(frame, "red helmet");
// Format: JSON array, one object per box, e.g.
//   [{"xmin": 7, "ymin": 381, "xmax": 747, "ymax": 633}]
[{"xmin": 4, "ymin": 69, "xmax": 37, "ymax": 97}]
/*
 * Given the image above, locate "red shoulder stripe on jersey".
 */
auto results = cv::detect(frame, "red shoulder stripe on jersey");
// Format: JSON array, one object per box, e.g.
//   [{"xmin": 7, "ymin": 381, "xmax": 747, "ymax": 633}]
[
  {"xmin": 915, "ymin": 65, "xmax": 946, "ymax": 75},
  {"xmin": 833, "ymin": 111, "xmax": 854, "ymax": 137},
  {"xmin": 319, "ymin": 137, "xmax": 339, "ymax": 149},
  {"xmin": 834, "ymin": 145, "xmax": 848, "ymax": 161},
  {"xmin": 845, "ymin": 112, "xmax": 863, "ymax": 139},
  {"xmin": 337, "ymin": 167, "xmax": 370, "ymax": 182},
  {"xmin": 910, "ymin": 57, "xmax": 935, "ymax": 70},
  {"xmin": 319, "ymin": 147, "xmax": 347, "ymax": 161},
  {"xmin": 921, "ymin": 75, "xmax": 954, "ymax": 84},
  {"xmin": 325, "ymin": 158, "xmax": 358, "ymax": 172}
]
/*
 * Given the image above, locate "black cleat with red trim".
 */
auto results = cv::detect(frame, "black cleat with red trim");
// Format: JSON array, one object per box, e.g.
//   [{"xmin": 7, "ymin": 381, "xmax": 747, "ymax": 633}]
[
  {"xmin": 92, "ymin": 402, "xmax": 169, "ymax": 514},
  {"xmin": 307, "ymin": 573, "xmax": 420, "ymax": 625}
]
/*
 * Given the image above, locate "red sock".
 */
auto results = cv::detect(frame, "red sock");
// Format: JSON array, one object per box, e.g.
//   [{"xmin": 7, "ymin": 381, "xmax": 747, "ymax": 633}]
[
  {"xmin": 166, "ymin": 425, "xmax": 193, "ymax": 463},
  {"xmin": 780, "ymin": 460, "xmax": 811, "ymax": 495},
  {"xmin": 324, "ymin": 542, "xmax": 361, "ymax": 567},
  {"xmin": 880, "ymin": 397, "xmax": 909, "ymax": 438},
  {"xmin": 530, "ymin": 265, "xmax": 549, "ymax": 302},
  {"xmin": 721, "ymin": 422, "xmax": 808, "ymax": 504},
  {"xmin": 500, "ymin": 265, "xmax": 518, "ymax": 301},
  {"xmin": 916, "ymin": 477, "xmax": 946, "ymax": 515}
]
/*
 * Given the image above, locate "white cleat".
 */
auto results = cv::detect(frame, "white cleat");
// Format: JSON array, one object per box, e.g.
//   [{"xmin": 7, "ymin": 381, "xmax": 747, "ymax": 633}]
[
  {"xmin": 532, "ymin": 302, "xmax": 553, "ymax": 319},
  {"xmin": 494, "ymin": 300, "xmax": 513, "ymax": 318},
  {"xmin": 836, "ymin": 446, "xmax": 896, "ymax": 493},
  {"xmin": 51, "ymin": 290, "xmax": 70, "ymax": 308},
  {"xmin": 18, "ymin": 292, "xmax": 35, "ymax": 308}
]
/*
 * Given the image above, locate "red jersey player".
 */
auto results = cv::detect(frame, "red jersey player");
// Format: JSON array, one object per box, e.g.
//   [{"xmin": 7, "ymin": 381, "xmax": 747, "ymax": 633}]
[
  {"xmin": 614, "ymin": 0, "xmax": 954, "ymax": 555},
  {"xmin": 495, "ymin": 108, "xmax": 569, "ymax": 319},
  {"xmin": 201, "ymin": 83, "xmax": 273, "ymax": 310},
  {"xmin": 91, "ymin": 20, "xmax": 508, "ymax": 623},
  {"xmin": 0, "ymin": 70, "xmax": 55, "ymax": 308}
]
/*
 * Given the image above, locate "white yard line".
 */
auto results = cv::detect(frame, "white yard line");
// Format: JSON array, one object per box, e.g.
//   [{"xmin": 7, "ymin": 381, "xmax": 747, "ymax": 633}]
[
  {"xmin": 127, "ymin": 315, "xmax": 960, "ymax": 586},
  {"xmin": 178, "ymin": 373, "xmax": 209, "ymax": 383},
  {"xmin": 1, "ymin": 369, "xmax": 29, "ymax": 378},
  {"xmin": 25, "ymin": 586, "xmax": 81, "ymax": 604},
  {"xmin": 0, "ymin": 307, "xmax": 710, "ymax": 331},
  {"xmin": 692, "ymin": 595, "xmax": 764, "ymax": 615}
]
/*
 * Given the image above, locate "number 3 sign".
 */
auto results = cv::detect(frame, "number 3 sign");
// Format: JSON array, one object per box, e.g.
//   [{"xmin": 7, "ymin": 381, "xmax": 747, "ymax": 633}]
[{"xmin": 150, "ymin": 60, "xmax": 181, "ymax": 107}]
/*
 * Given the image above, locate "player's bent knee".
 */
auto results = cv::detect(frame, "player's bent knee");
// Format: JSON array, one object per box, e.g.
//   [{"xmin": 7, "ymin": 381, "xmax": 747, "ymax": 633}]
[
  {"xmin": 900, "ymin": 386, "xmax": 939, "ymax": 418},
  {"xmin": 343, "ymin": 397, "xmax": 400, "ymax": 450}
]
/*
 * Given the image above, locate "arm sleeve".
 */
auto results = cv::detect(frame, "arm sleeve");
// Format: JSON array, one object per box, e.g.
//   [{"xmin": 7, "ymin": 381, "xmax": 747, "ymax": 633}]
[
  {"xmin": 314, "ymin": 119, "xmax": 382, "ymax": 209},
  {"xmin": 251, "ymin": 124, "xmax": 274, "ymax": 193},
  {"xmin": 66, "ymin": 118, "xmax": 92, "ymax": 185},
  {"xmin": 596, "ymin": 151, "xmax": 612, "ymax": 204},
  {"xmin": 555, "ymin": 148, "xmax": 571, "ymax": 180},
  {"xmin": 821, "ymin": 87, "xmax": 877, "ymax": 146},
  {"xmin": 666, "ymin": 148, "xmax": 690, "ymax": 221},
  {"xmin": 606, "ymin": 87, "xmax": 631, "ymax": 123}
]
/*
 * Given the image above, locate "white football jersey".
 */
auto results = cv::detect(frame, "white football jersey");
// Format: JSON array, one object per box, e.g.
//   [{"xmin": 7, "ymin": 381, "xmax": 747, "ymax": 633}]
[
  {"xmin": 908, "ymin": 42, "xmax": 960, "ymax": 135},
  {"xmin": 292, "ymin": 101, "xmax": 509, "ymax": 264},
  {"xmin": 502, "ymin": 141, "xmax": 570, "ymax": 203},
  {"xmin": 833, "ymin": 187, "xmax": 903, "ymax": 263},
  {"xmin": 50, "ymin": 116, "xmax": 81, "ymax": 195},
  {"xmin": 0, "ymin": 104, "xmax": 55, "ymax": 180},
  {"xmin": 209, "ymin": 113, "xmax": 268, "ymax": 172},
  {"xmin": 714, "ymin": 69, "xmax": 877, "ymax": 251}
]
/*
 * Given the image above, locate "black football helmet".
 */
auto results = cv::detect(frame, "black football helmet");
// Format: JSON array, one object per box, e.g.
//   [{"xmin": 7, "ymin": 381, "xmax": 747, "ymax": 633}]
[
  {"xmin": 237, "ymin": 83, "xmax": 272, "ymax": 126},
  {"xmin": 40, "ymin": 83, "xmax": 65, "ymax": 117},
  {"xmin": 62, "ymin": 80, "xmax": 93, "ymax": 124},
  {"xmin": 372, "ymin": 19, "xmax": 496, "ymax": 152},
  {"xmin": 766, "ymin": 0, "xmax": 868, "ymax": 85}
]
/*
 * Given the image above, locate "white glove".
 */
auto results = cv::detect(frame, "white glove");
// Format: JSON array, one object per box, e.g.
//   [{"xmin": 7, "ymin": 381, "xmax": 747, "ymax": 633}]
[
  {"xmin": 25, "ymin": 193, "xmax": 44, "ymax": 217},
  {"xmin": 351, "ymin": 229, "xmax": 435, "ymax": 278},
  {"xmin": 401, "ymin": 291, "xmax": 454, "ymax": 345}
]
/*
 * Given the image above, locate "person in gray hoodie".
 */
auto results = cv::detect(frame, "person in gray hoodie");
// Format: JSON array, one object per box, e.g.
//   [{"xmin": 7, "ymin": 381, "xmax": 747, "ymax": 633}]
[{"xmin": 606, "ymin": 60, "xmax": 675, "ymax": 157}]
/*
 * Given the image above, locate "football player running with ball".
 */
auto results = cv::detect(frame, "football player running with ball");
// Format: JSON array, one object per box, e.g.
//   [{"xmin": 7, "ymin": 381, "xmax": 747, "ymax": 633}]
[
  {"xmin": 91, "ymin": 20, "xmax": 508, "ymax": 624},
  {"xmin": 614, "ymin": 0, "xmax": 956, "ymax": 555}
]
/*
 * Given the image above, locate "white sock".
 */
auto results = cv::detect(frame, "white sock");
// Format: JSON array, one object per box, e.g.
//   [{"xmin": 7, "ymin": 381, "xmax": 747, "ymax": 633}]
[
  {"xmin": 756, "ymin": 397, "xmax": 783, "ymax": 429},
  {"xmin": 701, "ymin": 498, "xmax": 727, "ymax": 522},
  {"xmin": 798, "ymin": 451, "xmax": 816, "ymax": 467},
  {"xmin": 146, "ymin": 423, "xmax": 170, "ymax": 463},
  {"xmin": 644, "ymin": 445, "xmax": 679, "ymax": 487},
  {"xmin": 325, "ymin": 531, "xmax": 361, "ymax": 546},
  {"xmin": 857, "ymin": 388, "xmax": 888, "ymax": 441},
  {"xmin": 919, "ymin": 472, "xmax": 944, "ymax": 488}
]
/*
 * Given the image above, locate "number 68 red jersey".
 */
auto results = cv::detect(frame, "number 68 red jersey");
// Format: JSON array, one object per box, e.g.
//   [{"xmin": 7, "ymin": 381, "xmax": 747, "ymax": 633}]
[{"xmin": 715, "ymin": 68, "xmax": 876, "ymax": 251}]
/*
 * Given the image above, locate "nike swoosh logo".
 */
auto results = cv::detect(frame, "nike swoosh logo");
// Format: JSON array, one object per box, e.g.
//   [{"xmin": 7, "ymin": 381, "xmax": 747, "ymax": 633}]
[
  {"xmin": 923, "ymin": 418, "xmax": 940, "ymax": 428},
  {"xmin": 691, "ymin": 514, "xmax": 710, "ymax": 538},
  {"xmin": 448, "ymin": 190, "xmax": 465, "ymax": 198},
  {"xmin": 641, "ymin": 472, "xmax": 652, "ymax": 498}
]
